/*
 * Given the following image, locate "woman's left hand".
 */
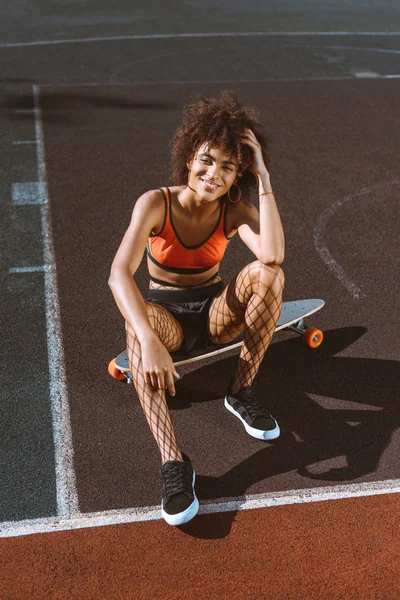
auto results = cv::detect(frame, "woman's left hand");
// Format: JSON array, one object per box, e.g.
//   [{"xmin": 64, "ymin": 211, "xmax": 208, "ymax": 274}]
[{"xmin": 240, "ymin": 128, "xmax": 269, "ymax": 178}]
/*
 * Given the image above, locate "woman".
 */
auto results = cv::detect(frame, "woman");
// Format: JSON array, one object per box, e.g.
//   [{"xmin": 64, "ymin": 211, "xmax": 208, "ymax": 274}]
[{"xmin": 108, "ymin": 90, "xmax": 285, "ymax": 526}]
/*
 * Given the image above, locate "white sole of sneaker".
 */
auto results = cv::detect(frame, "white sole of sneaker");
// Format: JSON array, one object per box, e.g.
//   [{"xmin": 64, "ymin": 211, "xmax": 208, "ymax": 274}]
[
  {"xmin": 224, "ymin": 397, "xmax": 280, "ymax": 440},
  {"xmin": 161, "ymin": 471, "xmax": 199, "ymax": 526}
]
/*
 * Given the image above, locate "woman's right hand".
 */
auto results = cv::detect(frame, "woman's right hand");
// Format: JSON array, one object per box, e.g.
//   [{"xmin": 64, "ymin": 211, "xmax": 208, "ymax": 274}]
[{"xmin": 140, "ymin": 336, "xmax": 180, "ymax": 396}]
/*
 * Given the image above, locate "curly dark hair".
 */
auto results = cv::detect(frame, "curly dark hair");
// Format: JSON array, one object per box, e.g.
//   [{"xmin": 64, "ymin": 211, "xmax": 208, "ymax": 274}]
[{"xmin": 170, "ymin": 90, "xmax": 269, "ymax": 202}]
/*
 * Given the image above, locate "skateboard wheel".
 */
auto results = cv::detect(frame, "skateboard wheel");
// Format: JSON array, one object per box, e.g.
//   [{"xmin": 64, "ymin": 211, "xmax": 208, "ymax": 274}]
[
  {"xmin": 302, "ymin": 327, "xmax": 323, "ymax": 348},
  {"xmin": 108, "ymin": 358, "xmax": 126, "ymax": 381}
]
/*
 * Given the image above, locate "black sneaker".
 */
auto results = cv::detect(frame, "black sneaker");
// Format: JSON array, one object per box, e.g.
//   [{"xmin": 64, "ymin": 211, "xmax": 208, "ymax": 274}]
[
  {"xmin": 160, "ymin": 453, "xmax": 199, "ymax": 526},
  {"xmin": 224, "ymin": 383, "xmax": 280, "ymax": 440}
]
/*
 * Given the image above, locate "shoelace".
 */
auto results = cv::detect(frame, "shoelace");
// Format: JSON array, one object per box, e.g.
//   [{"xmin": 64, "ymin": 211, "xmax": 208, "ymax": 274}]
[
  {"xmin": 163, "ymin": 463, "xmax": 191, "ymax": 500},
  {"xmin": 234, "ymin": 387, "xmax": 269, "ymax": 419}
]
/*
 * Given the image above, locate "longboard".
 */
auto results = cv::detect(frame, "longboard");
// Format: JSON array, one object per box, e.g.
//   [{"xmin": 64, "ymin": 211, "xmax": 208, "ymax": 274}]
[{"xmin": 108, "ymin": 299, "xmax": 325, "ymax": 382}]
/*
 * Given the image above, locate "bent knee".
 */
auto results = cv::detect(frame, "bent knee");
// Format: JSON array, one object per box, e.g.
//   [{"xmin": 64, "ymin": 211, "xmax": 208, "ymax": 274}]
[
  {"xmin": 251, "ymin": 261, "xmax": 285, "ymax": 290},
  {"xmin": 269, "ymin": 263, "xmax": 285, "ymax": 289}
]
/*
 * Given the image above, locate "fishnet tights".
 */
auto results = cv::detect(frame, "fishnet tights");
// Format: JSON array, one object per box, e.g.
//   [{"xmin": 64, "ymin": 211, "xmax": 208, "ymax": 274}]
[
  {"xmin": 208, "ymin": 261, "xmax": 285, "ymax": 393},
  {"xmin": 125, "ymin": 303, "xmax": 184, "ymax": 464}
]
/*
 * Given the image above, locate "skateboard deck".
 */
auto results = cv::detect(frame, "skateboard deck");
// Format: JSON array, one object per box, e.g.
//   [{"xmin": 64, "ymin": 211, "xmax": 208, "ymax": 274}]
[{"xmin": 108, "ymin": 299, "xmax": 325, "ymax": 382}]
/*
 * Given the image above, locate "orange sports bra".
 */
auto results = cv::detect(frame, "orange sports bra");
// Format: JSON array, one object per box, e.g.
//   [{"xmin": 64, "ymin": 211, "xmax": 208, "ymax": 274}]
[{"xmin": 146, "ymin": 187, "xmax": 233, "ymax": 274}]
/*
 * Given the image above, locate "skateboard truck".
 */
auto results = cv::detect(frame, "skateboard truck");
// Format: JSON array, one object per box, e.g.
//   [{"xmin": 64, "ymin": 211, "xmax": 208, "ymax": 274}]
[{"xmin": 289, "ymin": 318, "xmax": 322, "ymax": 346}]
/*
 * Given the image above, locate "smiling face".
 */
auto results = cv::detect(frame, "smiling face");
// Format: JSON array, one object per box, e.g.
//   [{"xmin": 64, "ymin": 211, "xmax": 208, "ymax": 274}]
[{"xmin": 187, "ymin": 143, "xmax": 239, "ymax": 200}]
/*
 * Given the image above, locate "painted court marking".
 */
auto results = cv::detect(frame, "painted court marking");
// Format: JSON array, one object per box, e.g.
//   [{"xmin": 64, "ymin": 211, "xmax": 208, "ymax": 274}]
[
  {"xmin": 314, "ymin": 181, "xmax": 400, "ymax": 300},
  {"xmin": 320, "ymin": 44, "xmax": 400, "ymax": 56},
  {"xmin": 4, "ymin": 59, "xmax": 399, "ymax": 537},
  {"xmin": 32, "ymin": 85, "xmax": 79, "ymax": 518},
  {"xmin": 9, "ymin": 265, "xmax": 49, "ymax": 273},
  {"xmin": 36, "ymin": 75, "xmax": 400, "ymax": 91},
  {"xmin": 1, "ymin": 31, "xmax": 399, "ymax": 49},
  {"xmin": 1, "ymin": 479, "xmax": 399, "ymax": 538},
  {"xmin": 300, "ymin": 43, "xmax": 400, "ymax": 58},
  {"xmin": 12, "ymin": 181, "xmax": 44, "ymax": 205}
]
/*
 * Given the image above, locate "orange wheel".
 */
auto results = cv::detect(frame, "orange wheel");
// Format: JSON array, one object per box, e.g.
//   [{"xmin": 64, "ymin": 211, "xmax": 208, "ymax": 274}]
[
  {"xmin": 302, "ymin": 327, "xmax": 324, "ymax": 348},
  {"xmin": 108, "ymin": 358, "xmax": 126, "ymax": 380}
]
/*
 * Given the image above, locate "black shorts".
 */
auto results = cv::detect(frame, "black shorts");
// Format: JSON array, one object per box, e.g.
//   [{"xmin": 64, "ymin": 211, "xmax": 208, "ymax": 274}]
[{"xmin": 147, "ymin": 280, "xmax": 226, "ymax": 355}]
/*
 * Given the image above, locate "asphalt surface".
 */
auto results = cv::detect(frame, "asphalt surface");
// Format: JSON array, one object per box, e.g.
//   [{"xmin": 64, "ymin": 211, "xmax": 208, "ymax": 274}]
[
  {"xmin": 34, "ymin": 79, "xmax": 399, "ymax": 515},
  {"xmin": 1, "ymin": 2, "xmax": 399, "ymax": 525}
]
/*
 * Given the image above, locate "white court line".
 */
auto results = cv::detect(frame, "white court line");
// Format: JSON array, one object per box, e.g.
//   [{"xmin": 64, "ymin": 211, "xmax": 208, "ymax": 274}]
[
  {"xmin": 314, "ymin": 180, "xmax": 400, "ymax": 300},
  {"xmin": 3, "ymin": 77, "xmax": 398, "ymax": 540},
  {"xmin": 13, "ymin": 140, "xmax": 37, "ymax": 145},
  {"xmin": 32, "ymin": 85, "xmax": 79, "ymax": 518},
  {"xmin": 9, "ymin": 266, "xmax": 49, "ymax": 273},
  {"xmin": 37, "ymin": 74, "xmax": 400, "ymax": 89},
  {"xmin": 320, "ymin": 44, "xmax": 400, "ymax": 55},
  {"xmin": 300, "ymin": 43, "xmax": 400, "ymax": 57},
  {"xmin": 1, "ymin": 31, "xmax": 400, "ymax": 49},
  {"xmin": 1, "ymin": 478, "xmax": 399, "ymax": 538},
  {"xmin": 354, "ymin": 71, "xmax": 379, "ymax": 77}
]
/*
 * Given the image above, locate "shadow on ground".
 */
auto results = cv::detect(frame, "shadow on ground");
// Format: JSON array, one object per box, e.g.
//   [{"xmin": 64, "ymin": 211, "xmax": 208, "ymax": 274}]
[{"xmin": 170, "ymin": 327, "xmax": 399, "ymax": 538}]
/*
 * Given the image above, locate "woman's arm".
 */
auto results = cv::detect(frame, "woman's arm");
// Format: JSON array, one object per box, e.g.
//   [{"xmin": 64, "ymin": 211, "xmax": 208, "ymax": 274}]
[
  {"xmin": 108, "ymin": 189, "xmax": 180, "ymax": 394},
  {"xmin": 108, "ymin": 189, "xmax": 163, "ymax": 344},
  {"xmin": 235, "ymin": 129, "xmax": 285, "ymax": 265}
]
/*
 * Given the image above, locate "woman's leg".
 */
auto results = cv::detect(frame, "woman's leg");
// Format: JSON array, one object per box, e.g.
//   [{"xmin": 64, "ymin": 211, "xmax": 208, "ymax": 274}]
[
  {"xmin": 125, "ymin": 302, "xmax": 184, "ymax": 464},
  {"xmin": 208, "ymin": 261, "xmax": 285, "ymax": 391}
]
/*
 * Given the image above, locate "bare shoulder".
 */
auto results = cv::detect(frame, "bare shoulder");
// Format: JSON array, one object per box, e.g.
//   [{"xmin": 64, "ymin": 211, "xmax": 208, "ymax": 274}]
[
  {"xmin": 131, "ymin": 188, "xmax": 166, "ymax": 229},
  {"xmin": 110, "ymin": 188, "xmax": 166, "ymax": 274},
  {"xmin": 133, "ymin": 188, "xmax": 165, "ymax": 213}
]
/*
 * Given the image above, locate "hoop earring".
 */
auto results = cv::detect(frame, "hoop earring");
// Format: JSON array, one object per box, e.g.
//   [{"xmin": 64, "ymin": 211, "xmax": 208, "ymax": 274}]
[{"xmin": 228, "ymin": 184, "xmax": 242, "ymax": 203}]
